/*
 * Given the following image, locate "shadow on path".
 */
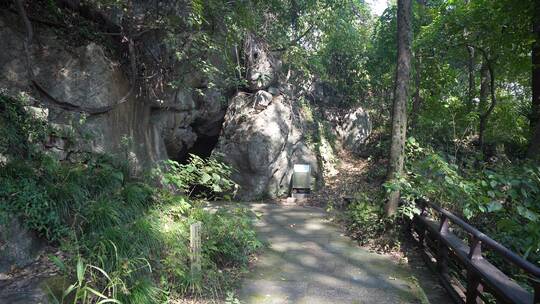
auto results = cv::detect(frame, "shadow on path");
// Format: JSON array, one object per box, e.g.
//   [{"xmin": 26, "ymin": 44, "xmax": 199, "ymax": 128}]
[{"xmin": 239, "ymin": 203, "xmax": 452, "ymax": 304}]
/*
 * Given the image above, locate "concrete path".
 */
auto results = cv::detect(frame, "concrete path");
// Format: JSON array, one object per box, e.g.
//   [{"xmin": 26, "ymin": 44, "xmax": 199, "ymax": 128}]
[{"xmin": 239, "ymin": 203, "xmax": 449, "ymax": 304}]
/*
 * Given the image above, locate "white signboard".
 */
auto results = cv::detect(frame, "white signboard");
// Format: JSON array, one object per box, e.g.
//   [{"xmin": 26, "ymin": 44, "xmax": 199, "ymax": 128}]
[{"xmin": 293, "ymin": 164, "xmax": 311, "ymax": 173}]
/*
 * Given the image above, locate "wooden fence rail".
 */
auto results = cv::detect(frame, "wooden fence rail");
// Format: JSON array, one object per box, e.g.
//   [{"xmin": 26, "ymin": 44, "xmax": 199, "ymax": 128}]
[{"xmin": 410, "ymin": 199, "xmax": 540, "ymax": 304}]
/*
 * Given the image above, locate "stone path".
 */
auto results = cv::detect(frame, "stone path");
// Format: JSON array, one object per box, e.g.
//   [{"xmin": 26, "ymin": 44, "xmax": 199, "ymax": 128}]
[{"xmin": 239, "ymin": 203, "xmax": 450, "ymax": 304}]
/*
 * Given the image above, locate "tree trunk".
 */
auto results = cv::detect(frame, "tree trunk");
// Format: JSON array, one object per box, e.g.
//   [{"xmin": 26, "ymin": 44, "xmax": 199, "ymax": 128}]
[
  {"xmin": 411, "ymin": 55, "xmax": 422, "ymax": 129},
  {"xmin": 478, "ymin": 60, "xmax": 489, "ymax": 149},
  {"xmin": 385, "ymin": 0, "xmax": 412, "ymax": 217},
  {"xmin": 291, "ymin": 0, "xmax": 299, "ymax": 36},
  {"xmin": 467, "ymin": 45, "xmax": 476, "ymax": 105},
  {"xmin": 479, "ymin": 57, "xmax": 496, "ymax": 154},
  {"xmin": 527, "ymin": 2, "xmax": 540, "ymax": 158}
]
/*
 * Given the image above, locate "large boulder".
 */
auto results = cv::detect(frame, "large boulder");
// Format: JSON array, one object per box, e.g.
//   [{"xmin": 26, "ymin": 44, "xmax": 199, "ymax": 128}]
[
  {"xmin": 322, "ymin": 106, "xmax": 372, "ymax": 155},
  {"xmin": 214, "ymin": 92, "xmax": 318, "ymax": 200},
  {"xmin": 336, "ymin": 107, "xmax": 372, "ymax": 154}
]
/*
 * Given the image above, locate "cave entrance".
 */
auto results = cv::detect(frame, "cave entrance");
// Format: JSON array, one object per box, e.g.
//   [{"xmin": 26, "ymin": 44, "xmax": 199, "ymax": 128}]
[
  {"xmin": 176, "ymin": 132, "xmax": 222, "ymax": 198},
  {"xmin": 180, "ymin": 133, "xmax": 220, "ymax": 164}
]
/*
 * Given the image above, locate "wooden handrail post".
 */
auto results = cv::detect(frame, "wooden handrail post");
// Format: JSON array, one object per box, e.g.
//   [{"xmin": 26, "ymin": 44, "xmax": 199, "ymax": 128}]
[
  {"xmin": 468, "ymin": 236, "xmax": 482, "ymax": 260},
  {"xmin": 420, "ymin": 202, "xmax": 427, "ymax": 216},
  {"xmin": 413, "ymin": 200, "xmax": 427, "ymax": 249},
  {"xmin": 418, "ymin": 223, "xmax": 426, "ymax": 249},
  {"xmin": 466, "ymin": 236, "xmax": 483, "ymax": 304},
  {"xmin": 532, "ymin": 277, "xmax": 540, "ymax": 304},
  {"xmin": 466, "ymin": 271, "xmax": 483, "ymax": 304},
  {"xmin": 411, "ymin": 199, "xmax": 540, "ymax": 304},
  {"xmin": 439, "ymin": 214, "xmax": 449, "ymax": 235},
  {"xmin": 437, "ymin": 215, "xmax": 449, "ymax": 274}
]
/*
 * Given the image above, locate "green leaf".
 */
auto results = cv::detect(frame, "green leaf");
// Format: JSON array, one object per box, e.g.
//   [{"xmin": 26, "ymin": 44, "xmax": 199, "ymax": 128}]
[
  {"xmin": 508, "ymin": 189, "xmax": 518, "ymax": 200},
  {"xmin": 85, "ymin": 287, "xmax": 108, "ymax": 299},
  {"xmin": 463, "ymin": 208, "xmax": 473, "ymax": 219},
  {"xmin": 201, "ymin": 173, "xmax": 211, "ymax": 184},
  {"xmin": 62, "ymin": 284, "xmax": 78, "ymax": 298},
  {"xmin": 48, "ymin": 255, "xmax": 66, "ymax": 273},
  {"xmin": 517, "ymin": 206, "xmax": 539, "ymax": 222},
  {"xmin": 76, "ymin": 258, "xmax": 84, "ymax": 285},
  {"xmin": 487, "ymin": 201, "xmax": 503, "ymax": 212},
  {"xmin": 212, "ymin": 184, "xmax": 222, "ymax": 192},
  {"xmin": 88, "ymin": 265, "xmax": 112, "ymax": 282},
  {"xmin": 112, "ymin": 171, "xmax": 124, "ymax": 183}
]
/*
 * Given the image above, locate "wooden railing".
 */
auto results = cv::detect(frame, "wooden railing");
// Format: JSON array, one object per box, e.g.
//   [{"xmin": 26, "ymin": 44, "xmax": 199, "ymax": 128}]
[{"xmin": 410, "ymin": 199, "xmax": 540, "ymax": 304}]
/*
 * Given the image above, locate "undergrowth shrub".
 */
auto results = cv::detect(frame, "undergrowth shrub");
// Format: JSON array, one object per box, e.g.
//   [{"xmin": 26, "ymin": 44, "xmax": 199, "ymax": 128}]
[
  {"xmin": 340, "ymin": 189, "xmax": 409, "ymax": 252},
  {"xmin": 388, "ymin": 137, "xmax": 540, "ymax": 265},
  {"xmin": 156, "ymin": 154, "xmax": 237, "ymax": 199},
  {"xmin": 0, "ymin": 93, "xmax": 49, "ymax": 159},
  {"xmin": 344, "ymin": 136, "xmax": 540, "ymax": 265},
  {"xmin": 0, "ymin": 94, "xmax": 261, "ymax": 303},
  {"xmin": 345, "ymin": 192, "xmax": 385, "ymax": 242}
]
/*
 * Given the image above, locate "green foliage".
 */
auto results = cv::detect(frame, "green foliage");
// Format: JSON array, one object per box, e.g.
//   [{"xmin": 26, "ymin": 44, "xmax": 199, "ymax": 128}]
[
  {"xmin": 0, "ymin": 153, "xmax": 135, "ymax": 241},
  {"xmin": 368, "ymin": 0, "xmax": 538, "ymax": 269},
  {"xmin": 192, "ymin": 207, "xmax": 262, "ymax": 267},
  {"xmin": 392, "ymin": 138, "xmax": 540, "ymax": 265},
  {"xmin": 365, "ymin": 5, "xmax": 397, "ymax": 106},
  {"xmin": 0, "ymin": 95, "xmax": 260, "ymax": 302},
  {"xmin": 0, "ymin": 93, "xmax": 49, "ymax": 159},
  {"xmin": 313, "ymin": 1, "xmax": 372, "ymax": 105},
  {"xmin": 341, "ymin": 190, "xmax": 404, "ymax": 251},
  {"xmin": 1, "ymin": 153, "xmax": 259, "ymax": 302},
  {"xmin": 48, "ymin": 256, "xmax": 125, "ymax": 304},
  {"xmin": 346, "ymin": 192, "xmax": 385, "ymax": 242},
  {"xmin": 157, "ymin": 154, "xmax": 237, "ymax": 199}
]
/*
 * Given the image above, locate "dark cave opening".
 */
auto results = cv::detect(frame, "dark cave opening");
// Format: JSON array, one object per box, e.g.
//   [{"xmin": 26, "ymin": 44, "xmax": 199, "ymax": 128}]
[
  {"xmin": 166, "ymin": 115, "xmax": 225, "ymax": 165},
  {"xmin": 180, "ymin": 133, "xmax": 220, "ymax": 164},
  {"xmin": 168, "ymin": 131, "xmax": 222, "ymax": 198}
]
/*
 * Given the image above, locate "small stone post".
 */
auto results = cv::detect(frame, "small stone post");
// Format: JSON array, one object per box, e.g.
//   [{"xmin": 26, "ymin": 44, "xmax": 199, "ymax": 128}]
[{"xmin": 190, "ymin": 221, "xmax": 202, "ymax": 280}]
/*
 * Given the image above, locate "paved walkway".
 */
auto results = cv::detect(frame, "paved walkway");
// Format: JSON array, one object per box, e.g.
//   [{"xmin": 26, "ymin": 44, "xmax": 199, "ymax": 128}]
[{"xmin": 239, "ymin": 203, "xmax": 449, "ymax": 304}]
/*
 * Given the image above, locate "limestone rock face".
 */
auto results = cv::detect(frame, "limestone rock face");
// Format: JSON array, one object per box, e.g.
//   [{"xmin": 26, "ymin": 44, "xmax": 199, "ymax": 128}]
[
  {"xmin": 0, "ymin": 15, "xmax": 128, "ymax": 113},
  {"xmin": 214, "ymin": 92, "xmax": 318, "ymax": 200},
  {"xmin": 0, "ymin": 14, "xmax": 166, "ymax": 169},
  {"xmin": 324, "ymin": 107, "xmax": 372, "ymax": 154},
  {"xmin": 36, "ymin": 43, "xmax": 127, "ymax": 111},
  {"xmin": 245, "ymin": 34, "xmax": 281, "ymax": 91},
  {"xmin": 337, "ymin": 107, "xmax": 372, "ymax": 153},
  {"xmin": 192, "ymin": 89, "xmax": 227, "ymax": 137},
  {"xmin": 253, "ymin": 90, "xmax": 273, "ymax": 108},
  {"xmin": 0, "ymin": 219, "xmax": 44, "ymax": 273},
  {"xmin": 0, "ymin": 10, "xmax": 229, "ymax": 168},
  {"xmin": 0, "ymin": 219, "xmax": 54, "ymax": 304}
]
